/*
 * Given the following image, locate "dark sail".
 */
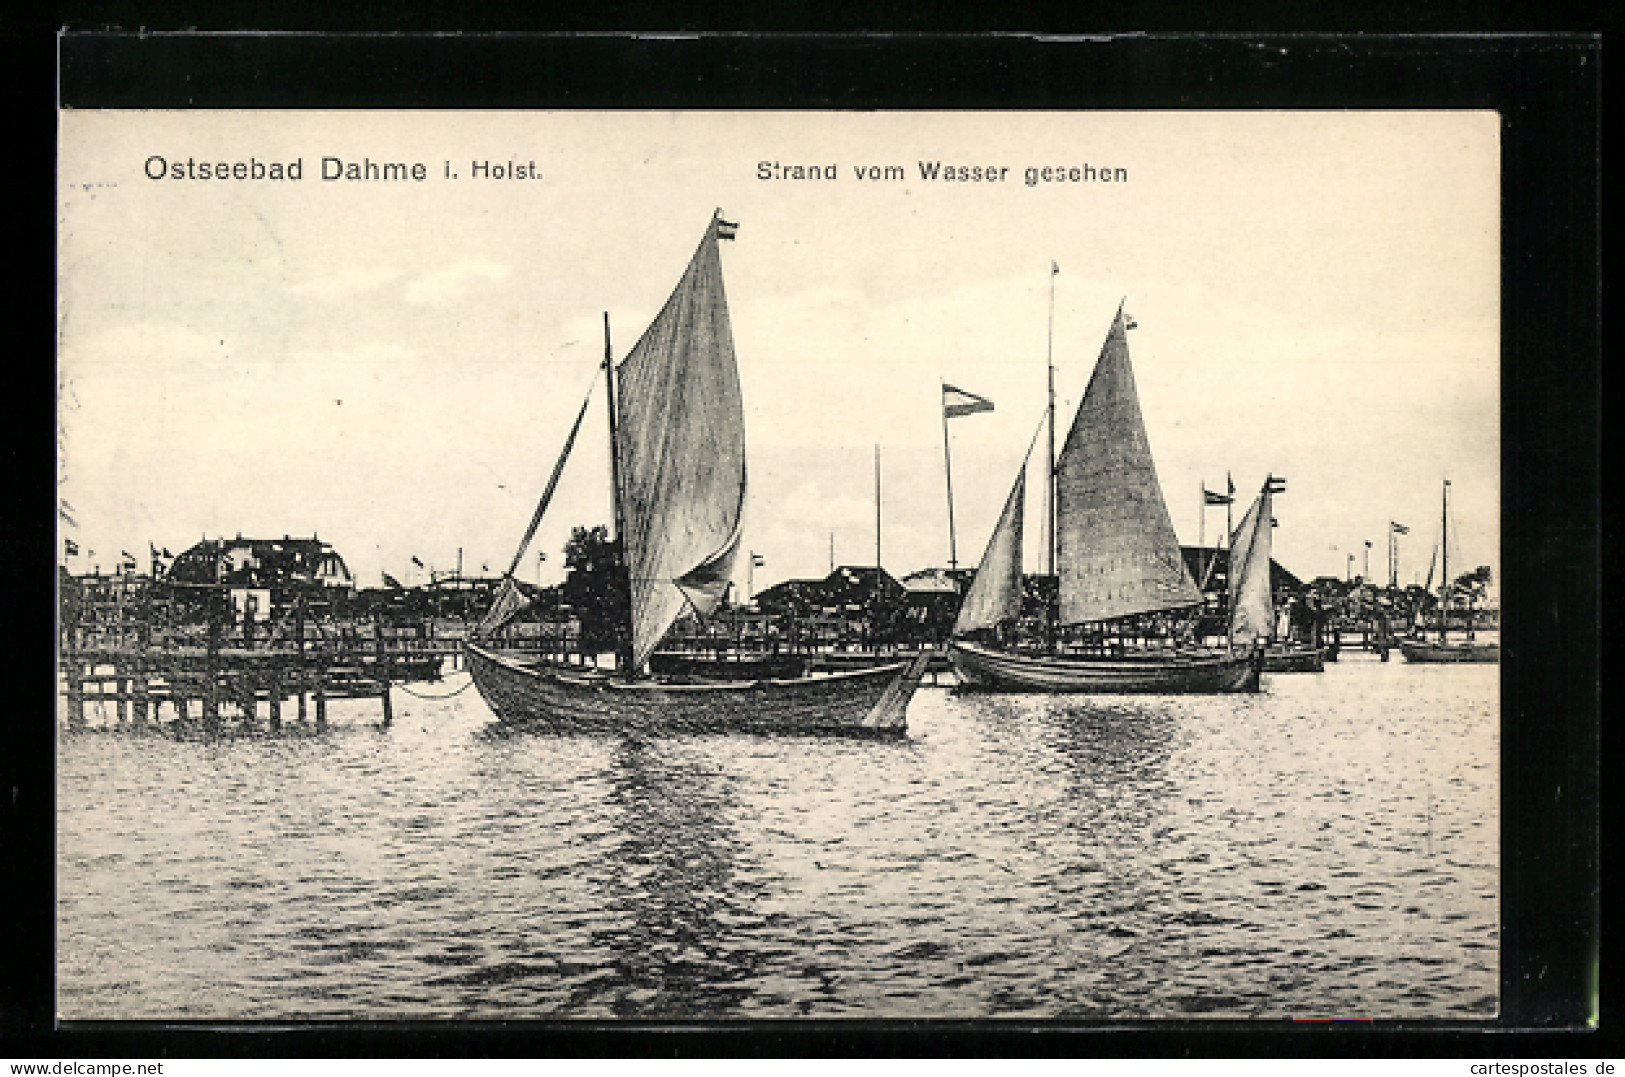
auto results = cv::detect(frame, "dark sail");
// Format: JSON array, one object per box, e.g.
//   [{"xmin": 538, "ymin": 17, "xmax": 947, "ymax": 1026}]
[{"xmin": 1054, "ymin": 303, "xmax": 1201, "ymax": 625}]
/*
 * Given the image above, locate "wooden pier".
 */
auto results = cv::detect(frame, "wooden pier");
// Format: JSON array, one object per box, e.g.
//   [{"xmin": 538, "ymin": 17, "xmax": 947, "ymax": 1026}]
[{"xmin": 56, "ymin": 637, "xmax": 444, "ymax": 732}]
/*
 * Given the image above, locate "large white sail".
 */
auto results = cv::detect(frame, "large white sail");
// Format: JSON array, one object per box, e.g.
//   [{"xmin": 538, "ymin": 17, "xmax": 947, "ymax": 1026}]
[
  {"xmin": 1227, "ymin": 483, "xmax": 1275, "ymax": 647},
  {"xmin": 1054, "ymin": 303, "xmax": 1201, "ymax": 625},
  {"xmin": 614, "ymin": 214, "xmax": 747, "ymax": 669}
]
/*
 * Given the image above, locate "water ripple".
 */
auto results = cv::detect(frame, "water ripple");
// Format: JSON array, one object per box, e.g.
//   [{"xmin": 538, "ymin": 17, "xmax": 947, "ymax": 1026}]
[{"xmin": 58, "ymin": 661, "xmax": 1498, "ymax": 1019}]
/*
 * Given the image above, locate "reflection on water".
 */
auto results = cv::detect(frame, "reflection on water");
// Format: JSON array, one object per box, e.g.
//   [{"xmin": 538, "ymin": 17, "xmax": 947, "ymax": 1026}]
[
  {"xmin": 57, "ymin": 661, "xmax": 1498, "ymax": 1020},
  {"xmin": 595, "ymin": 737, "xmax": 769, "ymax": 1017}
]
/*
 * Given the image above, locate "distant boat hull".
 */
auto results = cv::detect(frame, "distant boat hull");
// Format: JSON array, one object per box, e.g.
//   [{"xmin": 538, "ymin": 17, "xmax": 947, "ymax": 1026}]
[
  {"xmin": 1262, "ymin": 644, "xmax": 1325, "ymax": 673},
  {"xmin": 1400, "ymin": 640, "xmax": 1500, "ymax": 664},
  {"xmin": 809, "ymin": 650, "xmax": 954, "ymax": 675},
  {"xmin": 466, "ymin": 644, "xmax": 925, "ymax": 735},
  {"xmin": 948, "ymin": 640, "xmax": 1261, "ymax": 694}
]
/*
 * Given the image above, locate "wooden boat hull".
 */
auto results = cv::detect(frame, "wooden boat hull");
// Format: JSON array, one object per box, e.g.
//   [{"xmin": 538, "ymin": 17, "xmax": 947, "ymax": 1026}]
[
  {"xmin": 1262, "ymin": 645, "xmax": 1325, "ymax": 673},
  {"xmin": 1399, "ymin": 640, "xmax": 1500, "ymax": 664},
  {"xmin": 948, "ymin": 640, "xmax": 1261, "ymax": 694},
  {"xmin": 466, "ymin": 644, "xmax": 925, "ymax": 735},
  {"xmin": 648, "ymin": 652, "xmax": 810, "ymax": 680}
]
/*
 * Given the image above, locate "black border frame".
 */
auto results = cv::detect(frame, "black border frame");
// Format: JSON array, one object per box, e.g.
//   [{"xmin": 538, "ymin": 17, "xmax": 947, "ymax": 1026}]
[{"xmin": 8, "ymin": 29, "xmax": 1603, "ymax": 1058}]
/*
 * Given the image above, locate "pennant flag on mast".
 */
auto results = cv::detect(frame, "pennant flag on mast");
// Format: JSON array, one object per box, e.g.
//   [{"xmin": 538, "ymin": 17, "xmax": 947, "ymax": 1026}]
[
  {"xmin": 942, "ymin": 384, "xmax": 994, "ymax": 418},
  {"xmin": 63, "ymin": 538, "xmax": 79, "ymax": 557},
  {"xmin": 1203, "ymin": 486, "xmax": 1233, "ymax": 506},
  {"xmin": 1392, "ymin": 521, "xmax": 1410, "ymax": 534}
]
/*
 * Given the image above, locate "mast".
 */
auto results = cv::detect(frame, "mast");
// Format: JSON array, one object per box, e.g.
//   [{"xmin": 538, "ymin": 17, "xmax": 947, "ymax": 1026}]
[
  {"xmin": 1223, "ymin": 471, "xmax": 1234, "ymax": 649},
  {"xmin": 940, "ymin": 382, "xmax": 957, "ymax": 571},
  {"xmin": 1045, "ymin": 262, "xmax": 1059, "ymax": 650},
  {"xmin": 875, "ymin": 444, "xmax": 882, "ymax": 571},
  {"xmin": 1440, "ymin": 478, "xmax": 1450, "ymax": 643},
  {"xmin": 604, "ymin": 311, "xmax": 633, "ymax": 672},
  {"xmin": 874, "ymin": 444, "xmax": 883, "ymax": 645}
]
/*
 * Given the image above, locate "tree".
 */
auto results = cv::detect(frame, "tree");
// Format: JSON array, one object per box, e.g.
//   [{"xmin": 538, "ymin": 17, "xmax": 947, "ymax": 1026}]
[
  {"xmin": 561, "ymin": 525, "xmax": 629, "ymax": 656},
  {"xmin": 1450, "ymin": 565, "xmax": 1493, "ymax": 631}
]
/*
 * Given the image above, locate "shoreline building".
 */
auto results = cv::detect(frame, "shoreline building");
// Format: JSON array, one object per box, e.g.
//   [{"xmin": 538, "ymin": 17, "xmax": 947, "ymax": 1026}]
[{"xmin": 167, "ymin": 535, "xmax": 355, "ymax": 622}]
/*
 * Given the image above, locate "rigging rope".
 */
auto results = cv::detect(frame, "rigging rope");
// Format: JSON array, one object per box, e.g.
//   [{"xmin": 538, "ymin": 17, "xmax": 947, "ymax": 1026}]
[{"xmin": 393, "ymin": 674, "xmax": 476, "ymax": 700}]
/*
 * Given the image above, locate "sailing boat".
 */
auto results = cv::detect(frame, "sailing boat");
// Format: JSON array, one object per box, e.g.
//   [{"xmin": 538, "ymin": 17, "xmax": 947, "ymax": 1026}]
[
  {"xmin": 1400, "ymin": 479, "xmax": 1498, "ymax": 664},
  {"xmin": 1228, "ymin": 476, "xmax": 1324, "ymax": 673},
  {"xmin": 465, "ymin": 211, "xmax": 929, "ymax": 733},
  {"xmin": 948, "ymin": 303, "xmax": 1261, "ymax": 693}
]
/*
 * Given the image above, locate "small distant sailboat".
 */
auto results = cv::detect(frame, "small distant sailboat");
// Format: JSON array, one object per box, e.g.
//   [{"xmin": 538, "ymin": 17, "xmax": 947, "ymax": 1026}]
[
  {"xmin": 1228, "ymin": 476, "xmax": 1324, "ymax": 673},
  {"xmin": 466, "ymin": 212, "xmax": 929, "ymax": 733},
  {"xmin": 947, "ymin": 302, "xmax": 1261, "ymax": 693},
  {"xmin": 1400, "ymin": 479, "xmax": 1499, "ymax": 664}
]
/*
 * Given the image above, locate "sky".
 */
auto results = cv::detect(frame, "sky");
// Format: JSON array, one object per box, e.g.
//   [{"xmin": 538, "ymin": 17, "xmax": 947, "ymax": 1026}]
[{"xmin": 57, "ymin": 110, "xmax": 1499, "ymax": 597}]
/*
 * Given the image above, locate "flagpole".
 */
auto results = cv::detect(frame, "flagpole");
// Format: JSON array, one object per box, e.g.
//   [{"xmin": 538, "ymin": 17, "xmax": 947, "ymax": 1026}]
[
  {"xmin": 1198, "ymin": 483, "xmax": 1206, "ymax": 586},
  {"xmin": 940, "ymin": 381, "xmax": 957, "ymax": 571}
]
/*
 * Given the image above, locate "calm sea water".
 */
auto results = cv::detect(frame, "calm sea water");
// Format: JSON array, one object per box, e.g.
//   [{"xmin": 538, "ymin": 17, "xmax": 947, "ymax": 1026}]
[{"xmin": 57, "ymin": 657, "xmax": 1498, "ymax": 1021}]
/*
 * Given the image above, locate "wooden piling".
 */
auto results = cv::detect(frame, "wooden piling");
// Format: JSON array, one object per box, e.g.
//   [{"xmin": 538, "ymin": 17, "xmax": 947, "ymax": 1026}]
[
  {"xmin": 375, "ymin": 613, "xmax": 392, "ymax": 729},
  {"xmin": 296, "ymin": 594, "xmax": 309, "ymax": 723},
  {"xmin": 133, "ymin": 661, "xmax": 150, "ymax": 725},
  {"xmin": 203, "ymin": 610, "xmax": 221, "ymax": 730},
  {"xmin": 66, "ymin": 660, "xmax": 85, "ymax": 729},
  {"xmin": 238, "ymin": 676, "xmax": 257, "ymax": 725},
  {"xmin": 268, "ymin": 671, "xmax": 282, "ymax": 732}
]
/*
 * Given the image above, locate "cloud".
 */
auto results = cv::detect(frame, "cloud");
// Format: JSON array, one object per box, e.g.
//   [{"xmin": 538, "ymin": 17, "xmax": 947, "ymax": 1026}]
[
  {"xmin": 285, "ymin": 265, "xmax": 404, "ymax": 300},
  {"xmin": 403, "ymin": 261, "xmax": 512, "ymax": 305}
]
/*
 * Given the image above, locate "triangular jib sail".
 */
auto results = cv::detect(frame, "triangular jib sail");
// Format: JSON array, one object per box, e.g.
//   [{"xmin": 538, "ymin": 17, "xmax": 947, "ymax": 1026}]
[
  {"xmin": 1054, "ymin": 303, "xmax": 1201, "ymax": 625},
  {"xmin": 953, "ymin": 468, "xmax": 1025, "ymax": 637},
  {"xmin": 614, "ymin": 213, "xmax": 747, "ymax": 669},
  {"xmin": 1227, "ymin": 480, "xmax": 1276, "ymax": 647},
  {"xmin": 954, "ymin": 414, "xmax": 1047, "ymax": 638},
  {"xmin": 475, "ymin": 380, "xmax": 598, "ymax": 639}
]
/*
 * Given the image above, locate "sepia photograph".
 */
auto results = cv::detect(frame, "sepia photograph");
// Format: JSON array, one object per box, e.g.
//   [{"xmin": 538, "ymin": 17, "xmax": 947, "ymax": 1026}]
[{"xmin": 55, "ymin": 108, "xmax": 1502, "ymax": 1023}]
